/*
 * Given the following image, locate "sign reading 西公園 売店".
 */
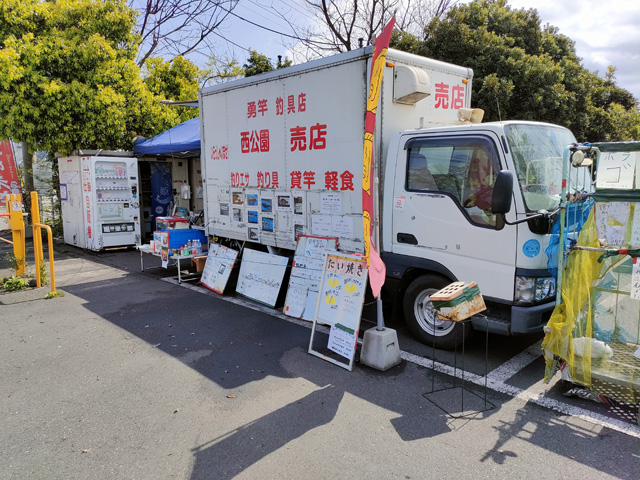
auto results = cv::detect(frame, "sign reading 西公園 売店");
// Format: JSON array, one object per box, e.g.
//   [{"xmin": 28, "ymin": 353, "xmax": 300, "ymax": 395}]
[{"xmin": 308, "ymin": 251, "xmax": 368, "ymax": 371}]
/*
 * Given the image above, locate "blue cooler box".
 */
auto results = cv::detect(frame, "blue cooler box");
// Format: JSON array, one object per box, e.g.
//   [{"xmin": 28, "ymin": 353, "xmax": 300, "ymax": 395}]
[{"xmin": 154, "ymin": 229, "xmax": 207, "ymax": 254}]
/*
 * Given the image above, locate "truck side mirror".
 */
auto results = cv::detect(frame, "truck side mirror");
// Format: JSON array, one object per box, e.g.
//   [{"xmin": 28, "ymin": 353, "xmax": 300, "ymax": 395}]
[
  {"xmin": 491, "ymin": 171, "xmax": 513, "ymax": 231},
  {"xmin": 491, "ymin": 170, "xmax": 513, "ymax": 215}
]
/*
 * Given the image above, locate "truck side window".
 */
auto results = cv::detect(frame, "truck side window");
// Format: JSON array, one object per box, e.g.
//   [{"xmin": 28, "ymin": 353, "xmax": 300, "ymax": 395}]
[
  {"xmin": 461, "ymin": 144, "xmax": 499, "ymax": 226},
  {"xmin": 407, "ymin": 151, "xmax": 437, "ymax": 190},
  {"xmin": 405, "ymin": 137, "xmax": 501, "ymax": 227}
]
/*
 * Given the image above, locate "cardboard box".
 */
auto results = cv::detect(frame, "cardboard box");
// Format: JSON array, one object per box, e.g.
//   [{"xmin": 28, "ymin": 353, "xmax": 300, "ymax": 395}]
[{"xmin": 192, "ymin": 255, "xmax": 207, "ymax": 273}]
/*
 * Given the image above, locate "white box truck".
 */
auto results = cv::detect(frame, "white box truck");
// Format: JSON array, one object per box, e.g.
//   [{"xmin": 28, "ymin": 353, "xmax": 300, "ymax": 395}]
[{"xmin": 199, "ymin": 47, "xmax": 581, "ymax": 348}]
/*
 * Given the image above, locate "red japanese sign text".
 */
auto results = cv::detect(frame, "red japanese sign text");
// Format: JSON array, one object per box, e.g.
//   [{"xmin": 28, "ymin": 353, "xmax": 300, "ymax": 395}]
[{"xmin": 0, "ymin": 141, "xmax": 20, "ymax": 206}]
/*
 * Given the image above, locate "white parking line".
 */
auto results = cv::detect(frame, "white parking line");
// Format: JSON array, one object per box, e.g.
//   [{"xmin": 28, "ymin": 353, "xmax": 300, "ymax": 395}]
[
  {"xmin": 485, "ymin": 340, "xmax": 543, "ymax": 382},
  {"xmin": 402, "ymin": 351, "xmax": 640, "ymax": 438},
  {"xmin": 166, "ymin": 277, "xmax": 640, "ymax": 438}
]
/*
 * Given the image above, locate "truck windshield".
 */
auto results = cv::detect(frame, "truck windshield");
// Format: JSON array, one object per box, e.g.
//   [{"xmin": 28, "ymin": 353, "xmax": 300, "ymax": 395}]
[{"xmin": 505, "ymin": 124, "xmax": 584, "ymax": 212}]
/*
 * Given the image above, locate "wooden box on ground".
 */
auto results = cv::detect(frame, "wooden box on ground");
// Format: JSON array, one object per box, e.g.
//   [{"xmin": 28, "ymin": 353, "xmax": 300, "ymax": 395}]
[
  {"xmin": 192, "ymin": 255, "xmax": 207, "ymax": 273},
  {"xmin": 430, "ymin": 281, "xmax": 486, "ymax": 322}
]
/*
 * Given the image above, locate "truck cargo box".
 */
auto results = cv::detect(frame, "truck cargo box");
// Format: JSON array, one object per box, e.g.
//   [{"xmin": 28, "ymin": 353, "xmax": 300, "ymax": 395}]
[{"xmin": 199, "ymin": 47, "xmax": 472, "ymax": 253}]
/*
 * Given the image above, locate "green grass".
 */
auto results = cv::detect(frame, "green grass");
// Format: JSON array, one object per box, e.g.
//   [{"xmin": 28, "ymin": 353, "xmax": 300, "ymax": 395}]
[{"xmin": 2, "ymin": 276, "xmax": 30, "ymax": 291}]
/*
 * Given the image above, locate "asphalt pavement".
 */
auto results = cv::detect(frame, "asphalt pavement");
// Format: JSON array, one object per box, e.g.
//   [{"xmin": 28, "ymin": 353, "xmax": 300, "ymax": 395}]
[{"xmin": 1, "ymin": 237, "xmax": 639, "ymax": 480}]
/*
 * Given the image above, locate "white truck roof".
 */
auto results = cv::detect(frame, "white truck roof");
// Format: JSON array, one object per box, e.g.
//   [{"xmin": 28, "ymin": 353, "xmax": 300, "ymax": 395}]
[{"xmin": 201, "ymin": 47, "xmax": 473, "ymax": 97}]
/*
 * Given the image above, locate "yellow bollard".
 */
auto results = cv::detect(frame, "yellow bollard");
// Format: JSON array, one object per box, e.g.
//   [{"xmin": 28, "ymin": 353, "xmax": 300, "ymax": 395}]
[
  {"xmin": 30, "ymin": 192, "xmax": 56, "ymax": 293},
  {"xmin": 31, "ymin": 191, "xmax": 43, "ymax": 288},
  {"xmin": 6, "ymin": 193, "xmax": 26, "ymax": 276},
  {"xmin": 35, "ymin": 223, "xmax": 56, "ymax": 294}
]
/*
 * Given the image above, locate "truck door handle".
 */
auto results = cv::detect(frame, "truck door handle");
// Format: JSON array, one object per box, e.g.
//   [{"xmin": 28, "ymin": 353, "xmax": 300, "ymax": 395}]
[{"xmin": 397, "ymin": 233, "xmax": 418, "ymax": 245}]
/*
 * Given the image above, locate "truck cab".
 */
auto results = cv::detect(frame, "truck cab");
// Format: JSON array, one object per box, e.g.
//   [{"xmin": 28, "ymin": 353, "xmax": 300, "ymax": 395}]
[{"xmin": 382, "ymin": 120, "xmax": 580, "ymax": 348}]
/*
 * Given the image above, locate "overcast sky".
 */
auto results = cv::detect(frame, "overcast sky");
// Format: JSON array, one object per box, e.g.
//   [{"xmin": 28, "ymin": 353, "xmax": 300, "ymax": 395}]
[{"xmin": 208, "ymin": 1, "xmax": 640, "ymax": 101}]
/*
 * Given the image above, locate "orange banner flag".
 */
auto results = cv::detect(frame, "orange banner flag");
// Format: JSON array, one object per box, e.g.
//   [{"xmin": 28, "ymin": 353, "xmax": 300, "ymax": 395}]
[{"xmin": 362, "ymin": 18, "xmax": 395, "ymax": 298}]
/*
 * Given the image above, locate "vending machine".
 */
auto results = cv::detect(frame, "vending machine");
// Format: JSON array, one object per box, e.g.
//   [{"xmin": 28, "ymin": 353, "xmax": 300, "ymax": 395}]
[{"xmin": 59, "ymin": 153, "xmax": 141, "ymax": 251}]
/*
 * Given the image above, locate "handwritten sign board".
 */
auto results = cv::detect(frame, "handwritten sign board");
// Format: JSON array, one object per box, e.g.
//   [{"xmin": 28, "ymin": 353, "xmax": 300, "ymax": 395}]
[
  {"xmin": 308, "ymin": 251, "xmax": 368, "ymax": 371},
  {"xmin": 200, "ymin": 243, "xmax": 239, "ymax": 294},
  {"xmin": 284, "ymin": 235, "xmax": 338, "ymax": 320},
  {"xmin": 594, "ymin": 201, "xmax": 631, "ymax": 246},
  {"xmin": 631, "ymin": 258, "xmax": 640, "ymax": 300},
  {"xmin": 327, "ymin": 323, "xmax": 358, "ymax": 359},
  {"xmin": 630, "ymin": 204, "xmax": 640, "ymax": 247},
  {"xmin": 596, "ymin": 151, "xmax": 637, "ymax": 190},
  {"xmin": 236, "ymin": 248, "xmax": 288, "ymax": 307}
]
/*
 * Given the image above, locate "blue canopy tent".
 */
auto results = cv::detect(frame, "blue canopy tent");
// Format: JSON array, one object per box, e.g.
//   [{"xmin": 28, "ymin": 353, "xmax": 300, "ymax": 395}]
[
  {"xmin": 133, "ymin": 117, "xmax": 201, "ymax": 158},
  {"xmin": 133, "ymin": 116, "xmax": 203, "ymax": 238}
]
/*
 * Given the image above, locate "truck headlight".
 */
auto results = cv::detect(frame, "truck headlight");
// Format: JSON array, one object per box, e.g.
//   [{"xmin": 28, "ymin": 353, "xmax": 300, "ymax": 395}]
[{"xmin": 515, "ymin": 276, "xmax": 556, "ymax": 304}]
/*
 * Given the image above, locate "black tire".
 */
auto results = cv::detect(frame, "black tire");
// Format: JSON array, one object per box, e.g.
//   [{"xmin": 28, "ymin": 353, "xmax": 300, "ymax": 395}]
[{"xmin": 402, "ymin": 274, "xmax": 470, "ymax": 350}]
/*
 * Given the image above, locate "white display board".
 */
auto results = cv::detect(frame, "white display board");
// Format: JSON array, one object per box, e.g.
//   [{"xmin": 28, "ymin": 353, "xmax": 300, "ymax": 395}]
[
  {"xmin": 631, "ymin": 259, "xmax": 640, "ymax": 300},
  {"xmin": 308, "ymin": 251, "xmax": 368, "ymax": 371},
  {"xmin": 236, "ymin": 248, "xmax": 289, "ymax": 307},
  {"xmin": 630, "ymin": 204, "xmax": 640, "ymax": 247},
  {"xmin": 284, "ymin": 235, "xmax": 338, "ymax": 320},
  {"xmin": 596, "ymin": 151, "xmax": 638, "ymax": 190},
  {"xmin": 200, "ymin": 243, "xmax": 239, "ymax": 294},
  {"xmin": 594, "ymin": 201, "xmax": 631, "ymax": 246}
]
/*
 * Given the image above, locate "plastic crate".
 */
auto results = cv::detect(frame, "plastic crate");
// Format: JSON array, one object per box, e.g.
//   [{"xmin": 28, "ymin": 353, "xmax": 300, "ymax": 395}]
[{"xmin": 430, "ymin": 281, "xmax": 486, "ymax": 322}]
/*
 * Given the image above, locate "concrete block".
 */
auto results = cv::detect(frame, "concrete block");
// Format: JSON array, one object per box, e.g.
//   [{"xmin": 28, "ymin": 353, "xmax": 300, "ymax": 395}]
[{"xmin": 360, "ymin": 328, "xmax": 401, "ymax": 371}]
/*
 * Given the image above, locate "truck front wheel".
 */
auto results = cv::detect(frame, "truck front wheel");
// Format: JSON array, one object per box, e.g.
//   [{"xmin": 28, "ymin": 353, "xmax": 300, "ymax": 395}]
[{"xmin": 403, "ymin": 274, "xmax": 470, "ymax": 350}]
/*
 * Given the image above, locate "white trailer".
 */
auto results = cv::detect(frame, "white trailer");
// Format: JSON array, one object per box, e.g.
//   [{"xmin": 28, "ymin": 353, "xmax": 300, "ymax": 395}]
[{"xmin": 200, "ymin": 47, "xmax": 578, "ymax": 348}]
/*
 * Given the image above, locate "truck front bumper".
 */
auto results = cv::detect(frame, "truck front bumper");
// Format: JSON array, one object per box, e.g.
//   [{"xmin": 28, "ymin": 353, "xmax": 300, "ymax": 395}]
[
  {"xmin": 471, "ymin": 300, "xmax": 556, "ymax": 336},
  {"xmin": 510, "ymin": 301, "xmax": 555, "ymax": 334}
]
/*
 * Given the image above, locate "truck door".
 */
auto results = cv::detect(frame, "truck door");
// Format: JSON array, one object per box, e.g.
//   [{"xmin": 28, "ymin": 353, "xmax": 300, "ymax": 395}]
[{"xmin": 391, "ymin": 133, "xmax": 517, "ymax": 302}]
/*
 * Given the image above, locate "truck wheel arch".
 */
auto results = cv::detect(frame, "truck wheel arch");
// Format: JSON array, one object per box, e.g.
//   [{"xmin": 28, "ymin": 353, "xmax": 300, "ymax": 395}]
[
  {"xmin": 383, "ymin": 253, "xmax": 458, "ymax": 294},
  {"xmin": 381, "ymin": 254, "xmax": 471, "ymax": 349},
  {"xmin": 402, "ymin": 273, "xmax": 471, "ymax": 349}
]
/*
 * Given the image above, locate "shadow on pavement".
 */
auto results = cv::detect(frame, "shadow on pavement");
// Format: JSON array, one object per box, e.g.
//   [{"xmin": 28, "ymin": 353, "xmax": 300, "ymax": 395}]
[
  {"xmin": 58, "ymin": 250, "xmax": 503, "ymax": 478},
  {"xmin": 15, "ymin": 245, "xmax": 639, "ymax": 479}
]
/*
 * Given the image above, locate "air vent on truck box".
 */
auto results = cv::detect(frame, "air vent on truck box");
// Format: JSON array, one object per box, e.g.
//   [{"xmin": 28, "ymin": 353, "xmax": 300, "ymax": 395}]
[{"xmin": 394, "ymin": 65, "xmax": 431, "ymax": 105}]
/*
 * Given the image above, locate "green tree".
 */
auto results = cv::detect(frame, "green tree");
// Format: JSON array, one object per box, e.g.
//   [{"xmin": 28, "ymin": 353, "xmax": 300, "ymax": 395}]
[
  {"xmin": 0, "ymin": 0, "xmax": 180, "ymax": 155},
  {"xmin": 144, "ymin": 57, "xmax": 201, "ymax": 100},
  {"xmin": 202, "ymin": 56, "xmax": 245, "ymax": 86},
  {"xmin": 391, "ymin": 0, "xmax": 639, "ymax": 142},
  {"xmin": 144, "ymin": 56, "xmax": 201, "ymax": 123},
  {"xmin": 243, "ymin": 50, "xmax": 292, "ymax": 78}
]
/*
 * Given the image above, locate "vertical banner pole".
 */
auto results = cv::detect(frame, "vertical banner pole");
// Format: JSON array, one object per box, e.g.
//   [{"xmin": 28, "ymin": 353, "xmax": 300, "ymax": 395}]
[
  {"xmin": 361, "ymin": 18, "xmax": 395, "ymax": 315},
  {"xmin": 359, "ymin": 20, "xmax": 402, "ymax": 371}
]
